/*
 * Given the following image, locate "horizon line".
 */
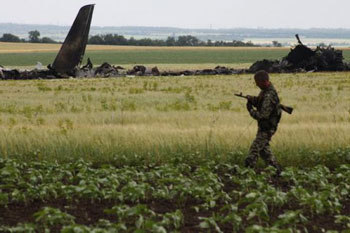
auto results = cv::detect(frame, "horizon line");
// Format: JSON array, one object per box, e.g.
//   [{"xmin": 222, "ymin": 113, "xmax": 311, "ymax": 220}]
[{"xmin": 2, "ymin": 22, "xmax": 350, "ymax": 31}]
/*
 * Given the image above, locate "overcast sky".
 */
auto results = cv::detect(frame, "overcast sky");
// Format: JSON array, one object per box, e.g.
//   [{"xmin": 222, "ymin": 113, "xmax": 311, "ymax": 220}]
[{"xmin": 1, "ymin": 0, "xmax": 349, "ymax": 29}]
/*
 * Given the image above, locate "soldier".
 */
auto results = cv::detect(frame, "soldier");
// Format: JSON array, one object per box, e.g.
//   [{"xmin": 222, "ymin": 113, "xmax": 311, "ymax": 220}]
[{"xmin": 245, "ymin": 70, "xmax": 282, "ymax": 174}]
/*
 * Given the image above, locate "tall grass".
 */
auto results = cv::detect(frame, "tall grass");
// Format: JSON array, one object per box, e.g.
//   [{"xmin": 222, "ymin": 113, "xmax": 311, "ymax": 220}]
[{"xmin": 0, "ymin": 73, "xmax": 349, "ymax": 167}]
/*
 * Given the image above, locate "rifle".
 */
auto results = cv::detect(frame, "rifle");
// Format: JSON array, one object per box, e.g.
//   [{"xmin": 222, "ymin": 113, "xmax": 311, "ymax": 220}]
[{"xmin": 234, "ymin": 92, "xmax": 293, "ymax": 114}]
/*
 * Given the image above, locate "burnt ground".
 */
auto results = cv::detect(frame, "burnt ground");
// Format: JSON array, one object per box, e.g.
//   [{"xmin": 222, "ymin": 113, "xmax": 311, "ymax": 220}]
[{"xmin": 0, "ymin": 178, "xmax": 348, "ymax": 233}]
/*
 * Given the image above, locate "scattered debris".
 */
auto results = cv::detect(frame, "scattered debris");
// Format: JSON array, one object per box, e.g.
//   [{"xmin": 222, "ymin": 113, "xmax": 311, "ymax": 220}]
[
  {"xmin": 126, "ymin": 65, "xmax": 160, "ymax": 76},
  {"xmin": 249, "ymin": 34, "xmax": 348, "ymax": 73},
  {"xmin": 81, "ymin": 58, "xmax": 93, "ymax": 70},
  {"xmin": 94, "ymin": 62, "xmax": 118, "ymax": 77},
  {"xmin": 35, "ymin": 62, "xmax": 43, "ymax": 70},
  {"xmin": 1, "ymin": 34, "xmax": 350, "ymax": 80},
  {"xmin": 0, "ymin": 66, "xmax": 4, "ymax": 79}
]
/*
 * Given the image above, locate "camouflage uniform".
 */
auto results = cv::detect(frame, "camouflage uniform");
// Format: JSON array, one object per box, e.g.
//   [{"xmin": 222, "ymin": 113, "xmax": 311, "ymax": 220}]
[{"xmin": 245, "ymin": 84, "xmax": 282, "ymax": 170}]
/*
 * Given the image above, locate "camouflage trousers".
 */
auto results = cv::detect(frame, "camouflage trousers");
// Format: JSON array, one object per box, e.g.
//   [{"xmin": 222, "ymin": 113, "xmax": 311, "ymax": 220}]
[{"xmin": 245, "ymin": 129, "xmax": 279, "ymax": 169}]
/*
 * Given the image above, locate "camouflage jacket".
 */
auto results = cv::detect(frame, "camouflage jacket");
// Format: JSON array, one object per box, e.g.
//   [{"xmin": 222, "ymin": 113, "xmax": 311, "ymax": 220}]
[{"xmin": 248, "ymin": 84, "xmax": 281, "ymax": 131}]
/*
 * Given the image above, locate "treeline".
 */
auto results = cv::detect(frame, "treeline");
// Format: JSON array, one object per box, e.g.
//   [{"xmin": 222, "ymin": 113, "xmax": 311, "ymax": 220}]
[
  {"xmin": 0, "ymin": 30, "xmax": 261, "ymax": 47},
  {"xmin": 0, "ymin": 30, "xmax": 56, "ymax": 43},
  {"xmin": 88, "ymin": 34, "xmax": 260, "ymax": 47}
]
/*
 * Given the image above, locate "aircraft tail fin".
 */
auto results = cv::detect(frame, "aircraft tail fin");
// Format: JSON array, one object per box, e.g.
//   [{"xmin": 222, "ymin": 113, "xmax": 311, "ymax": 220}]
[{"xmin": 52, "ymin": 4, "xmax": 94, "ymax": 74}]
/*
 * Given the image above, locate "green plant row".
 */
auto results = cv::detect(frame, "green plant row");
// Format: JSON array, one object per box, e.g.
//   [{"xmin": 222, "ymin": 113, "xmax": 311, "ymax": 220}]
[{"xmin": 1, "ymin": 158, "xmax": 350, "ymax": 232}]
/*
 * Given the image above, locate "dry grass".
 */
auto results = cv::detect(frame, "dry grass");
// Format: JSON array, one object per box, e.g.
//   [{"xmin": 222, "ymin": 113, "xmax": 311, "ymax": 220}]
[
  {"xmin": 0, "ymin": 42, "xmax": 60, "ymax": 53},
  {"xmin": 0, "ymin": 72, "xmax": 349, "ymax": 164},
  {"xmin": 3, "ymin": 42, "xmax": 350, "ymax": 54}
]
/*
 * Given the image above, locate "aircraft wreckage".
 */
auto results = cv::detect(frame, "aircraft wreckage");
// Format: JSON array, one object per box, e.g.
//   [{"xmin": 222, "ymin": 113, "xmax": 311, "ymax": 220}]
[{"xmin": 1, "ymin": 5, "xmax": 350, "ymax": 80}]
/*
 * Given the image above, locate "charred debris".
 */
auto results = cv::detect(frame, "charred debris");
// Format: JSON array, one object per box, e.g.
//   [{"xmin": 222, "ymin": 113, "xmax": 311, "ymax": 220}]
[
  {"xmin": 0, "ymin": 5, "xmax": 349, "ymax": 81},
  {"xmin": 248, "ymin": 34, "xmax": 349, "ymax": 73}
]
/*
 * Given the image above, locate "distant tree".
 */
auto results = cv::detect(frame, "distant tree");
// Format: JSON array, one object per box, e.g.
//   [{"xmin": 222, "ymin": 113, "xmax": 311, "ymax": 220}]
[
  {"xmin": 86, "ymin": 33, "xmax": 258, "ymax": 47},
  {"xmin": 102, "ymin": 34, "xmax": 128, "ymax": 45},
  {"xmin": 177, "ymin": 35, "xmax": 199, "ymax": 46},
  {"xmin": 128, "ymin": 37, "xmax": 137, "ymax": 46},
  {"xmin": 41, "ymin": 37, "xmax": 56, "ymax": 43},
  {"xmin": 206, "ymin": 39, "xmax": 213, "ymax": 46},
  {"xmin": 103, "ymin": 34, "xmax": 115, "ymax": 45},
  {"xmin": 29, "ymin": 30, "xmax": 40, "ymax": 43},
  {"xmin": 232, "ymin": 40, "xmax": 245, "ymax": 46},
  {"xmin": 88, "ymin": 35, "xmax": 104, "ymax": 44},
  {"xmin": 245, "ymin": 41, "xmax": 255, "ymax": 47},
  {"xmin": 152, "ymin": 39, "xmax": 166, "ymax": 46},
  {"xmin": 137, "ymin": 38, "xmax": 152, "ymax": 46},
  {"xmin": 113, "ymin": 34, "xmax": 128, "ymax": 45},
  {"xmin": 0, "ymin": 33, "xmax": 21, "ymax": 42},
  {"xmin": 272, "ymin": 40, "xmax": 282, "ymax": 47},
  {"xmin": 166, "ymin": 37, "xmax": 176, "ymax": 46},
  {"xmin": 214, "ymin": 41, "xmax": 225, "ymax": 46}
]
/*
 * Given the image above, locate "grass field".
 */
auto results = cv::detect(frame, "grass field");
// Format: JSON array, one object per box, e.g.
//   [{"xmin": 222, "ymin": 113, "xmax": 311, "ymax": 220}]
[
  {"xmin": 0, "ymin": 72, "xmax": 349, "ymax": 168},
  {"xmin": 0, "ymin": 42, "xmax": 288, "ymax": 68}
]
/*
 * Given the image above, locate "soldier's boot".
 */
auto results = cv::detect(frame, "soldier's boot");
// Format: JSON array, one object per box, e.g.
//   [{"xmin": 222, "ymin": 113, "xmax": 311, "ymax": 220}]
[
  {"xmin": 267, "ymin": 160, "xmax": 282, "ymax": 178},
  {"xmin": 260, "ymin": 153, "xmax": 281, "ymax": 177},
  {"xmin": 244, "ymin": 158, "xmax": 251, "ymax": 168},
  {"xmin": 244, "ymin": 156, "xmax": 257, "ymax": 168},
  {"xmin": 273, "ymin": 164, "xmax": 282, "ymax": 178}
]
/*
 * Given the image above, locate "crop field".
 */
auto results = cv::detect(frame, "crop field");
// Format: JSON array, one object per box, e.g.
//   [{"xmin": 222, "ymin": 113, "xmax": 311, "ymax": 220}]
[
  {"xmin": 1, "ymin": 43, "xmax": 350, "ymax": 232},
  {"xmin": 1, "ymin": 159, "xmax": 350, "ymax": 232},
  {"xmin": 0, "ymin": 42, "xmax": 288, "ymax": 68},
  {"xmin": 2, "ymin": 42, "xmax": 350, "ymax": 69}
]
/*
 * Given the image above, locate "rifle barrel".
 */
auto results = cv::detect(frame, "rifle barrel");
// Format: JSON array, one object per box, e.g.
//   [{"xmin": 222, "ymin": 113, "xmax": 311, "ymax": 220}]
[
  {"xmin": 234, "ymin": 93, "xmax": 247, "ymax": 99},
  {"xmin": 234, "ymin": 93, "xmax": 293, "ymax": 115}
]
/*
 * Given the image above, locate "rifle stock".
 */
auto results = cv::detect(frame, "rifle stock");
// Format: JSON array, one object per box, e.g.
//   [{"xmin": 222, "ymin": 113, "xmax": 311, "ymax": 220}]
[
  {"xmin": 280, "ymin": 104, "xmax": 293, "ymax": 114},
  {"xmin": 234, "ymin": 93, "xmax": 293, "ymax": 115}
]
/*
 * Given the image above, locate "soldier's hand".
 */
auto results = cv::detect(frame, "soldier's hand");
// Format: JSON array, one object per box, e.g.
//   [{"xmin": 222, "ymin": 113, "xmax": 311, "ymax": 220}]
[
  {"xmin": 246, "ymin": 95, "xmax": 254, "ymax": 103},
  {"xmin": 247, "ymin": 95, "xmax": 257, "ymax": 106},
  {"xmin": 246, "ymin": 101, "xmax": 253, "ymax": 111}
]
